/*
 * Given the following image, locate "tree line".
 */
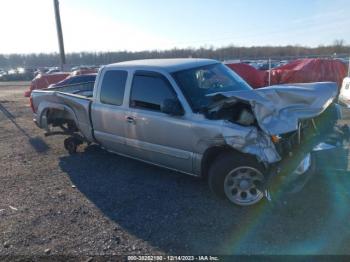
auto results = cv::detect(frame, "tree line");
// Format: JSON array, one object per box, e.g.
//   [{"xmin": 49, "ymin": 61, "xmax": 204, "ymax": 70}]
[{"xmin": 1, "ymin": 43, "xmax": 349, "ymax": 69}]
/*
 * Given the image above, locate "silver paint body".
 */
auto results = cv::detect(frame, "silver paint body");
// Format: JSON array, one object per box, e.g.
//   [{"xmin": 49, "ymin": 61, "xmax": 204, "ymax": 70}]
[{"xmin": 31, "ymin": 59, "xmax": 337, "ymax": 177}]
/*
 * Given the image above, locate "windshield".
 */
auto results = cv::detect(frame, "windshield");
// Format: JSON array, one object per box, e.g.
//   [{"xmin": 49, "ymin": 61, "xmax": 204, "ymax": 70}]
[{"xmin": 172, "ymin": 63, "xmax": 252, "ymax": 112}]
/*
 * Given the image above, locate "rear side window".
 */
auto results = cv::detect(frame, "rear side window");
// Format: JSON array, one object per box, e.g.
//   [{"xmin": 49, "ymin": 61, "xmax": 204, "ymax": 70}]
[
  {"xmin": 100, "ymin": 70, "xmax": 127, "ymax": 106},
  {"xmin": 130, "ymin": 74, "xmax": 176, "ymax": 111}
]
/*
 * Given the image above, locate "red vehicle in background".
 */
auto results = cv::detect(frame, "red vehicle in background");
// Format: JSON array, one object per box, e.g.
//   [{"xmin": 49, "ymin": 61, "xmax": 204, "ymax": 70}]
[
  {"xmin": 269, "ymin": 58, "xmax": 347, "ymax": 88},
  {"xmin": 226, "ymin": 58, "xmax": 347, "ymax": 89},
  {"xmin": 24, "ymin": 72, "xmax": 69, "ymax": 97},
  {"xmin": 225, "ymin": 63, "xmax": 265, "ymax": 88},
  {"xmin": 24, "ymin": 67, "xmax": 99, "ymax": 97},
  {"xmin": 48, "ymin": 74, "xmax": 97, "ymax": 88}
]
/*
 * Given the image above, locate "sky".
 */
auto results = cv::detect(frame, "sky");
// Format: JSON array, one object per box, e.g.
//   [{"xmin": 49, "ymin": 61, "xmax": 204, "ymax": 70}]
[{"xmin": 1, "ymin": 0, "xmax": 350, "ymax": 54}]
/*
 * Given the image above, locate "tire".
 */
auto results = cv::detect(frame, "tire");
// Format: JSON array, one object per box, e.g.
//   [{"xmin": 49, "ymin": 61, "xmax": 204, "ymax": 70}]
[{"xmin": 208, "ymin": 151, "xmax": 266, "ymax": 206}]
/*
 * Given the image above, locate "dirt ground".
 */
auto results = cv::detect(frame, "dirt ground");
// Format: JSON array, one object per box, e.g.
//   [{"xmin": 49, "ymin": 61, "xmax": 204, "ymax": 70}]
[{"xmin": 1, "ymin": 82, "xmax": 350, "ymax": 258}]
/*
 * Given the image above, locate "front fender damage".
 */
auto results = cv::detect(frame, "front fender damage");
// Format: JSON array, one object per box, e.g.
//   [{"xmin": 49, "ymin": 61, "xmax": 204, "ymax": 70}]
[{"xmin": 221, "ymin": 121, "xmax": 281, "ymax": 164}]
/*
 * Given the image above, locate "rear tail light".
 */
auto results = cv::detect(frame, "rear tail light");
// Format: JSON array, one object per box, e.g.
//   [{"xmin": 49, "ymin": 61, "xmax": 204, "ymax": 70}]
[{"xmin": 29, "ymin": 96, "xmax": 36, "ymax": 113}]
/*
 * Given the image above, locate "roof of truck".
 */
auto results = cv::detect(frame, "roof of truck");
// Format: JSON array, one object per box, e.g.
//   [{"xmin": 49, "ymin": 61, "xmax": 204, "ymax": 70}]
[{"xmin": 105, "ymin": 58, "xmax": 218, "ymax": 72}]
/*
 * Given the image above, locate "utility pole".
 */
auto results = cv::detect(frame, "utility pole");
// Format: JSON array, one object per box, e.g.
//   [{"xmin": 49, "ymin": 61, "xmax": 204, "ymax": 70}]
[{"xmin": 53, "ymin": 0, "xmax": 66, "ymax": 71}]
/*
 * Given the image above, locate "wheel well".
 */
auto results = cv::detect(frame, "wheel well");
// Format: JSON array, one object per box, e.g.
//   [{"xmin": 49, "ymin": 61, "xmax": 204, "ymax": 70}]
[
  {"xmin": 201, "ymin": 145, "xmax": 236, "ymax": 179},
  {"xmin": 46, "ymin": 108, "xmax": 78, "ymax": 131}
]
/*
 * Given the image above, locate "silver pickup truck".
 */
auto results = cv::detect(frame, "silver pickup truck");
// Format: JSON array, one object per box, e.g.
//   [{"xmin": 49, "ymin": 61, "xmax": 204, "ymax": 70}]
[{"xmin": 31, "ymin": 58, "xmax": 347, "ymax": 206}]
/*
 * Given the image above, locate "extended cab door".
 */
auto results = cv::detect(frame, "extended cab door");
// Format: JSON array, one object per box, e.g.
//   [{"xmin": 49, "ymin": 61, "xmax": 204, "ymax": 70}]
[
  {"xmin": 91, "ymin": 69, "xmax": 130, "ymax": 154},
  {"xmin": 125, "ymin": 71, "xmax": 194, "ymax": 174}
]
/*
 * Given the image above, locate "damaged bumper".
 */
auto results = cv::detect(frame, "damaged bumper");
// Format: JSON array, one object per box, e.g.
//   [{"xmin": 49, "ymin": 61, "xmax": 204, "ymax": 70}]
[
  {"xmin": 287, "ymin": 143, "xmax": 338, "ymax": 186},
  {"xmin": 268, "ymin": 137, "xmax": 347, "ymax": 197},
  {"xmin": 292, "ymin": 152, "xmax": 312, "ymax": 176}
]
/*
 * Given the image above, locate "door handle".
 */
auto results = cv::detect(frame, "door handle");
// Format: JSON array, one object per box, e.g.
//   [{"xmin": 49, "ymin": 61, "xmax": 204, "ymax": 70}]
[{"xmin": 126, "ymin": 116, "xmax": 135, "ymax": 124}]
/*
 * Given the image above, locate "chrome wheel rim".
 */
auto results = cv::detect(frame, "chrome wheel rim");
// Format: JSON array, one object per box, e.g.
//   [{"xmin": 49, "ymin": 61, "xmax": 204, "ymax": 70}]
[{"xmin": 224, "ymin": 166, "xmax": 265, "ymax": 206}]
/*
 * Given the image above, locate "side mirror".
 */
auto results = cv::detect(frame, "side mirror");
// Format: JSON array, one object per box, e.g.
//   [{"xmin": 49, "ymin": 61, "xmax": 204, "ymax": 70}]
[{"xmin": 161, "ymin": 98, "xmax": 184, "ymax": 116}]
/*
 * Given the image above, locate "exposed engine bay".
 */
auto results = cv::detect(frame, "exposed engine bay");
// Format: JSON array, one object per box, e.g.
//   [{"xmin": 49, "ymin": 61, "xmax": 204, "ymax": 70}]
[{"xmin": 205, "ymin": 100, "xmax": 257, "ymax": 127}]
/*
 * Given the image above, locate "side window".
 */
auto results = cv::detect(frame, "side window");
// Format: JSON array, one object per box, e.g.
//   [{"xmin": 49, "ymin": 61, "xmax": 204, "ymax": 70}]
[
  {"xmin": 100, "ymin": 70, "xmax": 127, "ymax": 106},
  {"xmin": 130, "ymin": 74, "xmax": 176, "ymax": 111}
]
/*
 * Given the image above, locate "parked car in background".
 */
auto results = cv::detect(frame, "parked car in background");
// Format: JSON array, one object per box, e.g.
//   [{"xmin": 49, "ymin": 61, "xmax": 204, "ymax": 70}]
[
  {"xmin": 48, "ymin": 74, "xmax": 97, "ymax": 88},
  {"xmin": 31, "ymin": 59, "xmax": 347, "ymax": 206},
  {"xmin": 0, "ymin": 67, "xmax": 35, "ymax": 81},
  {"xmin": 227, "ymin": 58, "xmax": 347, "ymax": 89},
  {"xmin": 24, "ymin": 72, "xmax": 69, "ymax": 97},
  {"xmin": 71, "ymin": 68, "xmax": 99, "ymax": 76},
  {"xmin": 0, "ymin": 69, "xmax": 6, "ymax": 77},
  {"xmin": 46, "ymin": 67, "xmax": 61, "ymax": 74},
  {"xmin": 269, "ymin": 59, "xmax": 347, "ymax": 88},
  {"xmin": 225, "ymin": 63, "xmax": 265, "ymax": 88}
]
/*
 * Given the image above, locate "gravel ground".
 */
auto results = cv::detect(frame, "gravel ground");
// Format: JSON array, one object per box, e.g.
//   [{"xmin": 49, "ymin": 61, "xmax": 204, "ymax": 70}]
[{"xmin": 1, "ymin": 82, "xmax": 350, "ymax": 258}]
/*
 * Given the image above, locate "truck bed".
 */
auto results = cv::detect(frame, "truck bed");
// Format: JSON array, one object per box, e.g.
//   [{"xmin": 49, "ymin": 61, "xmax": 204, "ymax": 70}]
[{"xmin": 31, "ymin": 83, "xmax": 94, "ymax": 142}]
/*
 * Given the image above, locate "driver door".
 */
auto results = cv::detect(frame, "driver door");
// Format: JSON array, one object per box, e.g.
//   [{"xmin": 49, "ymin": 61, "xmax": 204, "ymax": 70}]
[{"xmin": 125, "ymin": 71, "xmax": 194, "ymax": 174}]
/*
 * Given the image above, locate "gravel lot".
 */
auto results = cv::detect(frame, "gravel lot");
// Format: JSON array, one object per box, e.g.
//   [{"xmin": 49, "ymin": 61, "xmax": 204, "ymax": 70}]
[{"xmin": 1, "ymin": 82, "xmax": 350, "ymax": 257}]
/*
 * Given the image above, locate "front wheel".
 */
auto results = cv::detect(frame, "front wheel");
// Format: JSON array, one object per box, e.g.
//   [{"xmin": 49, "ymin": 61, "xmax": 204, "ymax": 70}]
[{"xmin": 208, "ymin": 152, "xmax": 266, "ymax": 206}]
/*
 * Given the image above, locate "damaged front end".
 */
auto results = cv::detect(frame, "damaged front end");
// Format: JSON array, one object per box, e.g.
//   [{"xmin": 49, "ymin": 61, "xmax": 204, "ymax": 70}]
[{"xmin": 206, "ymin": 82, "xmax": 349, "ymax": 197}]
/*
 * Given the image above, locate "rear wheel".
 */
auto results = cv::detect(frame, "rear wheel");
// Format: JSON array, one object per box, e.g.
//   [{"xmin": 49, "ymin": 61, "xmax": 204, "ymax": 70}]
[{"xmin": 208, "ymin": 152, "xmax": 266, "ymax": 206}]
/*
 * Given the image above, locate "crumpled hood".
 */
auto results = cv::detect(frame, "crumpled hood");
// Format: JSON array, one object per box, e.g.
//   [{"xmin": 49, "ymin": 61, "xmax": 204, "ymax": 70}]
[{"xmin": 210, "ymin": 82, "xmax": 338, "ymax": 135}]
